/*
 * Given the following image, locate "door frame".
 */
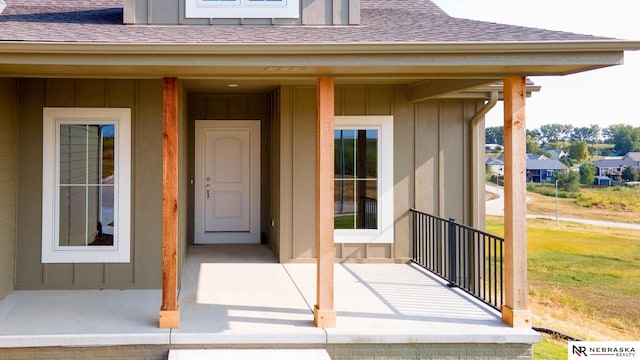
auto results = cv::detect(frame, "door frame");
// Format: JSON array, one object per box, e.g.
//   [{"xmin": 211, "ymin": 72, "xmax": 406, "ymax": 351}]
[{"xmin": 194, "ymin": 120, "xmax": 261, "ymax": 244}]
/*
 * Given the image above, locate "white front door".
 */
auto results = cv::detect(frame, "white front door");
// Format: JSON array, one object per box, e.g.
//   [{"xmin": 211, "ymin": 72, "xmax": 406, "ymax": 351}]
[{"xmin": 195, "ymin": 120, "xmax": 260, "ymax": 244}]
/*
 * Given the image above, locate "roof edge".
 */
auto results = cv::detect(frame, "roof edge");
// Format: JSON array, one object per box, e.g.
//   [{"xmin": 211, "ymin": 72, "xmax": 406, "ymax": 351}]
[{"xmin": 0, "ymin": 40, "xmax": 639, "ymax": 55}]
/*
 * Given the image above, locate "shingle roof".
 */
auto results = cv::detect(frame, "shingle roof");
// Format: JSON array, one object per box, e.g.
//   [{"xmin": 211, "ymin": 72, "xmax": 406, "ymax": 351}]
[
  {"xmin": 0, "ymin": 0, "xmax": 615, "ymax": 44},
  {"xmin": 592, "ymin": 158, "xmax": 633, "ymax": 168},
  {"xmin": 625, "ymin": 152, "xmax": 640, "ymax": 161},
  {"xmin": 526, "ymin": 159, "xmax": 567, "ymax": 171},
  {"xmin": 485, "ymin": 157, "xmax": 504, "ymax": 165}
]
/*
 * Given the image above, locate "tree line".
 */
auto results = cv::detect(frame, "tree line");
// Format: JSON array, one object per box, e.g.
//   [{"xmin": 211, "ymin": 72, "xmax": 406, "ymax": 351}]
[{"xmin": 486, "ymin": 123, "xmax": 640, "ymax": 155}]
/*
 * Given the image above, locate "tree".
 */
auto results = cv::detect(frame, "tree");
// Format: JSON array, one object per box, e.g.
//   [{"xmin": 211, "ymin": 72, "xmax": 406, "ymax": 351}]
[
  {"xmin": 571, "ymin": 125, "xmax": 600, "ymax": 143},
  {"xmin": 622, "ymin": 166, "xmax": 639, "ymax": 182},
  {"xmin": 607, "ymin": 124, "xmax": 640, "ymax": 154},
  {"xmin": 526, "ymin": 134, "xmax": 549, "ymax": 157},
  {"xmin": 554, "ymin": 170, "xmax": 580, "ymax": 192},
  {"xmin": 569, "ymin": 141, "xmax": 589, "ymax": 162},
  {"xmin": 538, "ymin": 123, "xmax": 574, "ymax": 143},
  {"xmin": 579, "ymin": 162, "xmax": 596, "ymax": 185},
  {"xmin": 539, "ymin": 124, "xmax": 566, "ymax": 143},
  {"xmin": 485, "ymin": 126, "xmax": 503, "ymax": 145},
  {"xmin": 588, "ymin": 124, "xmax": 601, "ymax": 144}
]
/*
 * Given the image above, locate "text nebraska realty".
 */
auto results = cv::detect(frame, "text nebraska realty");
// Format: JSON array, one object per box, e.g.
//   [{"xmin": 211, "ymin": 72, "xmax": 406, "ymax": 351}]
[{"xmin": 573, "ymin": 345, "xmax": 636, "ymax": 357}]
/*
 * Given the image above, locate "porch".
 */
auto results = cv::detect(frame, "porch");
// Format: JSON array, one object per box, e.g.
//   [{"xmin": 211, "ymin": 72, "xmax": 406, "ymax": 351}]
[{"xmin": 0, "ymin": 244, "xmax": 538, "ymax": 359}]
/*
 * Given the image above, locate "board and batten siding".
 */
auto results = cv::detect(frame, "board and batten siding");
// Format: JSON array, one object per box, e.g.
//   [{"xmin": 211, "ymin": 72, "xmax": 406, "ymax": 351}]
[
  {"xmin": 0, "ymin": 79, "xmax": 17, "ymax": 299},
  {"xmin": 276, "ymin": 85, "xmax": 485, "ymax": 263},
  {"xmin": 123, "ymin": 0, "xmax": 359, "ymax": 26},
  {"xmin": 15, "ymin": 79, "xmax": 171, "ymax": 290}
]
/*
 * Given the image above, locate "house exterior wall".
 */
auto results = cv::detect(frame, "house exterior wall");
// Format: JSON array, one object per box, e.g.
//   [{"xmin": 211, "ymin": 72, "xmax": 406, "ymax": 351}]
[
  {"xmin": 275, "ymin": 85, "xmax": 483, "ymax": 263},
  {"xmin": 123, "ymin": 0, "xmax": 359, "ymax": 26},
  {"xmin": 14, "ymin": 78, "xmax": 173, "ymax": 290},
  {"xmin": 11, "ymin": 80, "xmax": 485, "ymax": 288},
  {"xmin": 0, "ymin": 79, "xmax": 17, "ymax": 299}
]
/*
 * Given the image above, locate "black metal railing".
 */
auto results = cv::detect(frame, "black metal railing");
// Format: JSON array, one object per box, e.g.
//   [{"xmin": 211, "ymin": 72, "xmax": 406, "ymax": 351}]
[
  {"xmin": 361, "ymin": 196, "xmax": 377, "ymax": 229},
  {"xmin": 410, "ymin": 209, "xmax": 504, "ymax": 311}
]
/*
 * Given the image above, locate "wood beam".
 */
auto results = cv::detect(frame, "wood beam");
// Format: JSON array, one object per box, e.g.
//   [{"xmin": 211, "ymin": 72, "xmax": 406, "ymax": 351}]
[
  {"xmin": 407, "ymin": 79, "xmax": 498, "ymax": 102},
  {"xmin": 159, "ymin": 76, "xmax": 180, "ymax": 329},
  {"xmin": 314, "ymin": 77, "xmax": 337, "ymax": 328},
  {"xmin": 501, "ymin": 76, "xmax": 532, "ymax": 328}
]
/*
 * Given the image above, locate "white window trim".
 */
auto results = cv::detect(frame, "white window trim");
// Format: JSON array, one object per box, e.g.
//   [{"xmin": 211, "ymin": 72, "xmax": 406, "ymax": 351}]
[
  {"xmin": 42, "ymin": 108, "xmax": 131, "ymax": 263},
  {"xmin": 334, "ymin": 116, "xmax": 394, "ymax": 244},
  {"xmin": 185, "ymin": 0, "xmax": 299, "ymax": 18}
]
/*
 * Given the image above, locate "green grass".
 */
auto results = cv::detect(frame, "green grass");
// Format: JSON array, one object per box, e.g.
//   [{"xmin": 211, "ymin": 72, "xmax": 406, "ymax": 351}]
[
  {"xmin": 334, "ymin": 214, "xmax": 355, "ymax": 229},
  {"xmin": 534, "ymin": 336, "xmax": 567, "ymax": 360},
  {"xmin": 486, "ymin": 216, "xmax": 640, "ymax": 341},
  {"xmin": 576, "ymin": 187, "xmax": 640, "ymax": 212}
]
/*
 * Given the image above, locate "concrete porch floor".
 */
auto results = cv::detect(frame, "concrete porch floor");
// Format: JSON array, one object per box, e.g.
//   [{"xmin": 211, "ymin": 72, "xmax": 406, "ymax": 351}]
[{"xmin": 0, "ymin": 244, "xmax": 539, "ymax": 349}]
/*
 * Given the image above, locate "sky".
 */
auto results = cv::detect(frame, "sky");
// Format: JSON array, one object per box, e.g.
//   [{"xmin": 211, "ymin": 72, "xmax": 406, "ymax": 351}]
[{"xmin": 431, "ymin": 0, "xmax": 640, "ymax": 130}]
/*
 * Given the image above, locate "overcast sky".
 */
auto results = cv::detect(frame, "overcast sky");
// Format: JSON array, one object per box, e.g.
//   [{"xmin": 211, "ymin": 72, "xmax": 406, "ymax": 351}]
[{"xmin": 431, "ymin": 0, "xmax": 640, "ymax": 130}]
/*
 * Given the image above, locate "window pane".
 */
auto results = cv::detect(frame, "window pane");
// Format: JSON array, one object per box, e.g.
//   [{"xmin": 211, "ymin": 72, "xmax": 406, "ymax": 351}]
[
  {"xmin": 59, "ymin": 186, "xmax": 87, "ymax": 246},
  {"xmin": 58, "ymin": 123, "xmax": 116, "ymax": 248},
  {"xmin": 334, "ymin": 129, "xmax": 356, "ymax": 177},
  {"xmin": 87, "ymin": 125, "xmax": 101, "ymax": 184},
  {"xmin": 59, "ymin": 125, "xmax": 87, "ymax": 185},
  {"xmin": 90, "ymin": 186, "xmax": 114, "ymax": 246},
  {"xmin": 360, "ymin": 180, "xmax": 377, "ymax": 229},
  {"xmin": 362, "ymin": 130, "xmax": 378, "ymax": 179},
  {"xmin": 334, "ymin": 179, "xmax": 355, "ymax": 229},
  {"xmin": 334, "ymin": 128, "xmax": 379, "ymax": 230},
  {"xmin": 101, "ymin": 125, "xmax": 115, "ymax": 182}
]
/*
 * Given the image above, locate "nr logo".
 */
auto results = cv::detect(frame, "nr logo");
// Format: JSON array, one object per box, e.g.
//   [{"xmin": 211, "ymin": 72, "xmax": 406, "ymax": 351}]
[{"xmin": 573, "ymin": 345, "xmax": 588, "ymax": 357}]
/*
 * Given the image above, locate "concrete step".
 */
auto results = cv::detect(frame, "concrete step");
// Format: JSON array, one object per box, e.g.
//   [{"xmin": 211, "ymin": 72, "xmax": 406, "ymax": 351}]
[{"xmin": 168, "ymin": 349, "xmax": 331, "ymax": 360}]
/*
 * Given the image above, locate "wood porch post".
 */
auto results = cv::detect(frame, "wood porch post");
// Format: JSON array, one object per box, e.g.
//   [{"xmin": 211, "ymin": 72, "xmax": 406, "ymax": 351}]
[
  {"xmin": 314, "ymin": 77, "xmax": 337, "ymax": 328},
  {"xmin": 502, "ymin": 76, "xmax": 532, "ymax": 328},
  {"xmin": 159, "ymin": 77, "xmax": 180, "ymax": 328}
]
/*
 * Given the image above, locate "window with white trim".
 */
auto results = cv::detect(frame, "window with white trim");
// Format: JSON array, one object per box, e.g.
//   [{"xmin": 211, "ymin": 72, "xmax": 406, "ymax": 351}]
[
  {"xmin": 334, "ymin": 116, "xmax": 394, "ymax": 244},
  {"xmin": 185, "ymin": 0, "xmax": 299, "ymax": 18},
  {"xmin": 42, "ymin": 108, "xmax": 131, "ymax": 263}
]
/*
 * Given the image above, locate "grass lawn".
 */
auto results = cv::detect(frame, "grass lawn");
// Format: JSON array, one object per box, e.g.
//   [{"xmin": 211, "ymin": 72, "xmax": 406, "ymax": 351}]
[
  {"xmin": 534, "ymin": 336, "xmax": 568, "ymax": 360},
  {"xmin": 487, "ymin": 215, "xmax": 640, "ymax": 344},
  {"xmin": 526, "ymin": 186, "xmax": 640, "ymax": 224}
]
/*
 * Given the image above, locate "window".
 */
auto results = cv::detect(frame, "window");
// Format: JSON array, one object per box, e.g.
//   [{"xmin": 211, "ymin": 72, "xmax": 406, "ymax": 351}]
[
  {"xmin": 42, "ymin": 108, "xmax": 131, "ymax": 263},
  {"xmin": 185, "ymin": 0, "xmax": 299, "ymax": 18},
  {"xmin": 334, "ymin": 116, "xmax": 393, "ymax": 244}
]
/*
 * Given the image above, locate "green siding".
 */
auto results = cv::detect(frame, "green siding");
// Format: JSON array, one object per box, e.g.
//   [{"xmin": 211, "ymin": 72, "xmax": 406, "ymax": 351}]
[{"xmin": 15, "ymin": 79, "xmax": 168, "ymax": 290}]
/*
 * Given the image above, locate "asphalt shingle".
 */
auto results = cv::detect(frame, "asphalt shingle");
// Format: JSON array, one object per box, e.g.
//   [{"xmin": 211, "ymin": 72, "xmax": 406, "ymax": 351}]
[{"xmin": 0, "ymin": 0, "xmax": 613, "ymax": 44}]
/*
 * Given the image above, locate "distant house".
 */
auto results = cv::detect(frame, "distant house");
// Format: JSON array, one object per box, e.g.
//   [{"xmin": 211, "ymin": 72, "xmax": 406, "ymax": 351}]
[
  {"xmin": 526, "ymin": 159, "xmax": 567, "ymax": 183},
  {"xmin": 592, "ymin": 158, "xmax": 632, "ymax": 178},
  {"xmin": 547, "ymin": 149, "xmax": 567, "ymax": 160},
  {"xmin": 622, "ymin": 152, "xmax": 640, "ymax": 170},
  {"xmin": 485, "ymin": 157, "xmax": 504, "ymax": 176},
  {"xmin": 527, "ymin": 153, "xmax": 549, "ymax": 160},
  {"xmin": 594, "ymin": 176, "xmax": 612, "ymax": 186}
]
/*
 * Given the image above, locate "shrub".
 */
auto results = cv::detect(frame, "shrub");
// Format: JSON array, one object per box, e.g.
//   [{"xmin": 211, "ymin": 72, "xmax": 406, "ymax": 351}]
[
  {"xmin": 579, "ymin": 163, "xmax": 596, "ymax": 185},
  {"xmin": 622, "ymin": 167, "xmax": 639, "ymax": 182},
  {"xmin": 554, "ymin": 170, "xmax": 581, "ymax": 192},
  {"xmin": 527, "ymin": 182, "xmax": 578, "ymax": 199}
]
